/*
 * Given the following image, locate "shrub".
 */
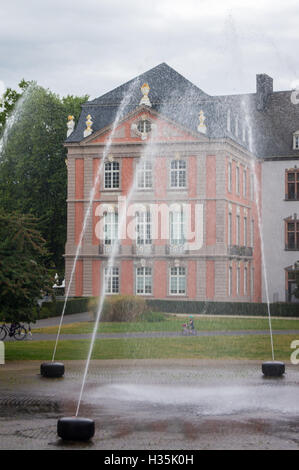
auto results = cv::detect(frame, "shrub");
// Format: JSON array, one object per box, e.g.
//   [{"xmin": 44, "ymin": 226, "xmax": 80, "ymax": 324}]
[
  {"xmin": 140, "ymin": 310, "xmax": 168, "ymax": 322},
  {"xmin": 88, "ymin": 295, "xmax": 146, "ymax": 322}
]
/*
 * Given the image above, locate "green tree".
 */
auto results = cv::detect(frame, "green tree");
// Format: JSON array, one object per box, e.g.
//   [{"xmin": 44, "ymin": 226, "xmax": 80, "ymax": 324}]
[
  {"xmin": 0, "ymin": 83, "xmax": 88, "ymax": 279},
  {"xmin": 0, "ymin": 210, "xmax": 54, "ymax": 323},
  {"xmin": 0, "ymin": 79, "xmax": 30, "ymax": 137}
]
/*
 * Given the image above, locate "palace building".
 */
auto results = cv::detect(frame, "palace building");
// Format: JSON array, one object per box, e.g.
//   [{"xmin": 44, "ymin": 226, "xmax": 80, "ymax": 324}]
[{"xmin": 65, "ymin": 63, "xmax": 299, "ymax": 303}]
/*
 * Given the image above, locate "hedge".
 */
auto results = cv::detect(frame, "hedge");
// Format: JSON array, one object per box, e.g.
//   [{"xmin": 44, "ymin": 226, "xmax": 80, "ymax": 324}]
[
  {"xmin": 39, "ymin": 297, "xmax": 91, "ymax": 319},
  {"xmin": 39, "ymin": 297, "xmax": 299, "ymax": 319},
  {"xmin": 146, "ymin": 299, "xmax": 299, "ymax": 318}
]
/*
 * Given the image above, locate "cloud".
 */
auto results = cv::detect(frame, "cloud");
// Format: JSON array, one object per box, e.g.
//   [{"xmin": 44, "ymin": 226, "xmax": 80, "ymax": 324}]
[{"xmin": 0, "ymin": 0, "xmax": 299, "ymax": 99}]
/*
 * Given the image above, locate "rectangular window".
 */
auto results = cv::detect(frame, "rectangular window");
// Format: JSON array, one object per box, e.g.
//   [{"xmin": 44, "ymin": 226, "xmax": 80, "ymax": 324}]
[
  {"xmin": 228, "ymin": 161, "xmax": 232, "ymax": 192},
  {"xmin": 244, "ymin": 216, "xmax": 247, "ymax": 247},
  {"xmin": 104, "ymin": 212, "xmax": 118, "ymax": 245},
  {"xmin": 136, "ymin": 267, "xmax": 152, "ymax": 295},
  {"xmin": 170, "ymin": 267, "xmax": 186, "ymax": 295},
  {"xmin": 250, "ymin": 174, "xmax": 255, "ymax": 201},
  {"xmin": 104, "ymin": 267, "xmax": 119, "ymax": 294},
  {"xmin": 251, "ymin": 267, "xmax": 254, "ymax": 298},
  {"xmin": 244, "ymin": 266, "xmax": 248, "ymax": 296},
  {"xmin": 228, "ymin": 266, "xmax": 232, "ymax": 297},
  {"xmin": 136, "ymin": 211, "xmax": 151, "ymax": 245},
  {"xmin": 104, "ymin": 162, "xmax": 120, "ymax": 189},
  {"xmin": 170, "ymin": 210, "xmax": 185, "ymax": 245},
  {"xmin": 137, "ymin": 161, "xmax": 152, "ymax": 189},
  {"xmin": 236, "ymin": 166, "xmax": 240, "ymax": 194},
  {"xmin": 170, "ymin": 160, "xmax": 186, "ymax": 188},
  {"xmin": 286, "ymin": 220, "xmax": 299, "ymax": 250},
  {"xmin": 236, "ymin": 266, "xmax": 240, "ymax": 296},
  {"xmin": 243, "ymin": 169, "xmax": 247, "ymax": 198},
  {"xmin": 236, "ymin": 214, "xmax": 240, "ymax": 246},
  {"xmin": 228, "ymin": 212, "xmax": 232, "ymax": 246},
  {"xmin": 286, "ymin": 170, "xmax": 299, "ymax": 200},
  {"xmin": 294, "ymin": 135, "xmax": 299, "ymax": 149},
  {"xmin": 251, "ymin": 218, "xmax": 254, "ymax": 247}
]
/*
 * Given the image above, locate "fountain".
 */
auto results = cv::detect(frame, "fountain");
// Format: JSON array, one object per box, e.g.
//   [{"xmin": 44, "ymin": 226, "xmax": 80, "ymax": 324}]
[{"xmin": 242, "ymin": 95, "xmax": 285, "ymax": 378}]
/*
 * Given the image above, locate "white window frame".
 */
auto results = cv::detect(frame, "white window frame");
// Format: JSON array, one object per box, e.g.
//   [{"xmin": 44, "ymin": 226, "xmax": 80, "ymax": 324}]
[
  {"xmin": 293, "ymin": 131, "xmax": 299, "ymax": 150},
  {"xmin": 236, "ymin": 165, "xmax": 240, "ymax": 194},
  {"xmin": 243, "ymin": 168, "xmax": 247, "ymax": 198},
  {"xmin": 236, "ymin": 265, "xmax": 240, "ymax": 296},
  {"xmin": 244, "ymin": 216, "xmax": 247, "ymax": 247},
  {"xmin": 236, "ymin": 214, "xmax": 240, "ymax": 246},
  {"xmin": 170, "ymin": 210, "xmax": 185, "ymax": 245},
  {"xmin": 228, "ymin": 265, "xmax": 233, "ymax": 297},
  {"xmin": 228, "ymin": 161, "xmax": 232, "ymax": 193},
  {"xmin": 104, "ymin": 161, "xmax": 120, "ymax": 189},
  {"xmin": 136, "ymin": 267, "xmax": 152, "ymax": 295},
  {"xmin": 170, "ymin": 160, "xmax": 187, "ymax": 188},
  {"xmin": 136, "ymin": 211, "xmax": 152, "ymax": 245},
  {"xmin": 169, "ymin": 266, "xmax": 186, "ymax": 295},
  {"xmin": 244, "ymin": 266, "xmax": 248, "ymax": 296},
  {"xmin": 228, "ymin": 212, "xmax": 232, "ymax": 246},
  {"xmin": 104, "ymin": 212, "xmax": 118, "ymax": 245},
  {"xmin": 104, "ymin": 266, "xmax": 119, "ymax": 294},
  {"xmin": 137, "ymin": 160, "xmax": 153, "ymax": 189}
]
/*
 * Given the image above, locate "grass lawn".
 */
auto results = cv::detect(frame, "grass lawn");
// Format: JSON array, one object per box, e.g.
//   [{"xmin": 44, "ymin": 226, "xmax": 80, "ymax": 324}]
[
  {"xmin": 5, "ymin": 334, "xmax": 298, "ymax": 361},
  {"xmin": 33, "ymin": 315, "xmax": 299, "ymax": 335}
]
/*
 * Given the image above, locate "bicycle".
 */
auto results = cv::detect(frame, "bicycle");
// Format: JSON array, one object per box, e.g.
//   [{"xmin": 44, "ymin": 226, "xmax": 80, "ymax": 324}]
[{"xmin": 0, "ymin": 322, "xmax": 28, "ymax": 341}]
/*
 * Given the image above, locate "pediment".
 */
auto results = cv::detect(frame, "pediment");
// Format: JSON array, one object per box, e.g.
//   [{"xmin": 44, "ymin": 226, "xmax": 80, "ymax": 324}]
[{"xmin": 81, "ymin": 106, "xmax": 208, "ymax": 145}]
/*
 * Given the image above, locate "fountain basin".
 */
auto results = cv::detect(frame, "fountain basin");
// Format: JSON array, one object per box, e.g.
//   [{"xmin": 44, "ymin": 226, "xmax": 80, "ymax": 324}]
[
  {"xmin": 262, "ymin": 361, "xmax": 285, "ymax": 377},
  {"xmin": 57, "ymin": 417, "xmax": 95, "ymax": 441},
  {"xmin": 40, "ymin": 362, "xmax": 65, "ymax": 378}
]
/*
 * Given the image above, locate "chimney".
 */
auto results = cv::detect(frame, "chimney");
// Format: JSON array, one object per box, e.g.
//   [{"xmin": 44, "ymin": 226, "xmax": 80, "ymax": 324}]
[{"xmin": 256, "ymin": 74, "xmax": 273, "ymax": 111}]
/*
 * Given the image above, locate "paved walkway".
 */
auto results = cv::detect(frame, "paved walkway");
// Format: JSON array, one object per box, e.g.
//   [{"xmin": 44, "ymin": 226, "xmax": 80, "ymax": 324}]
[{"xmin": 8, "ymin": 328, "xmax": 299, "ymax": 342}]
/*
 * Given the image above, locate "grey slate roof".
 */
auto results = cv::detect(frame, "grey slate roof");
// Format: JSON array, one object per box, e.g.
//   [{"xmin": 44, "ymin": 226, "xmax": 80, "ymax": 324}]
[{"xmin": 66, "ymin": 63, "xmax": 299, "ymax": 159}]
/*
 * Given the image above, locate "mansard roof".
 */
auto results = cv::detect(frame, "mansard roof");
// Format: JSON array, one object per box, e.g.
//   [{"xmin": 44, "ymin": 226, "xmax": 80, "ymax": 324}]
[{"xmin": 66, "ymin": 63, "xmax": 299, "ymax": 159}]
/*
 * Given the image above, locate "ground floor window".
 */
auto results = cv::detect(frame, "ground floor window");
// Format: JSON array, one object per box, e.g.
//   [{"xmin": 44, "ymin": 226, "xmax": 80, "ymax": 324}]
[
  {"xmin": 104, "ymin": 267, "xmax": 119, "ymax": 294},
  {"xmin": 136, "ymin": 267, "xmax": 152, "ymax": 295},
  {"xmin": 286, "ymin": 269, "xmax": 299, "ymax": 302},
  {"xmin": 169, "ymin": 267, "xmax": 186, "ymax": 295}
]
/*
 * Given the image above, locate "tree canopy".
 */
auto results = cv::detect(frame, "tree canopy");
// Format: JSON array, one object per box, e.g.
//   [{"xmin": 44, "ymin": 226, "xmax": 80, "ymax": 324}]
[{"xmin": 0, "ymin": 82, "xmax": 88, "ymax": 278}]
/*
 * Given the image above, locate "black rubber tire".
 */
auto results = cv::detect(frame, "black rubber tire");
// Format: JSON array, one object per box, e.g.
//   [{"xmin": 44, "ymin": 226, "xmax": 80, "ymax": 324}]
[
  {"xmin": 57, "ymin": 417, "xmax": 95, "ymax": 441},
  {"xmin": 0, "ymin": 326, "xmax": 7, "ymax": 341},
  {"xmin": 40, "ymin": 362, "xmax": 65, "ymax": 378},
  {"xmin": 262, "ymin": 361, "xmax": 285, "ymax": 377},
  {"xmin": 14, "ymin": 326, "xmax": 27, "ymax": 341}
]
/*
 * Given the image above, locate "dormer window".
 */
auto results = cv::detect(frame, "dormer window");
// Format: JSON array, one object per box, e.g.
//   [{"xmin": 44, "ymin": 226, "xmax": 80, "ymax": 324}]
[
  {"xmin": 293, "ymin": 131, "xmax": 299, "ymax": 149},
  {"xmin": 137, "ymin": 120, "xmax": 151, "ymax": 134}
]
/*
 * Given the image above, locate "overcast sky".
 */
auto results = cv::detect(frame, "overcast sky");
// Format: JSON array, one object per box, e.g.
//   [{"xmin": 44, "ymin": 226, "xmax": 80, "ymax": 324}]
[{"xmin": 0, "ymin": 0, "xmax": 298, "ymax": 100}]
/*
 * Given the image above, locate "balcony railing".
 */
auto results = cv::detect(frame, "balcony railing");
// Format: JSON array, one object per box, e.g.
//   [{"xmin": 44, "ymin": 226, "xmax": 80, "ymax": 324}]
[
  {"xmin": 165, "ymin": 244, "xmax": 187, "ymax": 255},
  {"xmin": 132, "ymin": 244, "xmax": 154, "ymax": 255},
  {"xmin": 228, "ymin": 245, "xmax": 253, "ymax": 257},
  {"xmin": 99, "ymin": 243, "xmax": 122, "ymax": 255}
]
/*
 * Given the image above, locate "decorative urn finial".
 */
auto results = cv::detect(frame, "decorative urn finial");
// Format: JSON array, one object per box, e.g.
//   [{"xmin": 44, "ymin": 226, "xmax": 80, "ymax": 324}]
[
  {"xmin": 197, "ymin": 110, "xmax": 207, "ymax": 134},
  {"xmin": 67, "ymin": 115, "xmax": 75, "ymax": 137},
  {"xmin": 139, "ymin": 83, "xmax": 152, "ymax": 107},
  {"xmin": 84, "ymin": 114, "xmax": 93, "ymax": 137}
]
